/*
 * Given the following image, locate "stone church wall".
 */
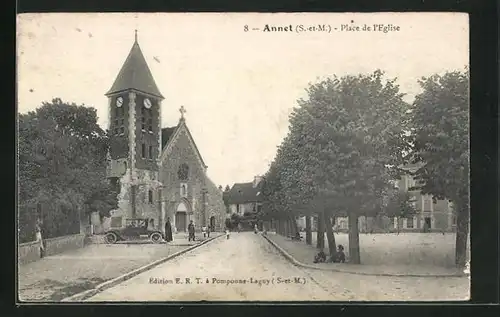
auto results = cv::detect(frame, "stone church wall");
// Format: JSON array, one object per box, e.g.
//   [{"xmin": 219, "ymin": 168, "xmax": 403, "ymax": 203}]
[
  {"xmin": 107, "ymin": 167, "xmax": 160, "ymax": 230},
  {"xmin": 160, "ymin": 128, "xmax": 206, "ymax": 232}
]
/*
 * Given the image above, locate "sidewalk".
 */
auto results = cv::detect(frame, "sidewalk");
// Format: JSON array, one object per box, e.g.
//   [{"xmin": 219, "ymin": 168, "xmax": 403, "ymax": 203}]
[
  {"xmin": 264, "ymin": 232, "xmax": 466, "ymax": 277},
  {"xmin": 18, "ymin": 232, "xmax": 223, "ymax": 301}
]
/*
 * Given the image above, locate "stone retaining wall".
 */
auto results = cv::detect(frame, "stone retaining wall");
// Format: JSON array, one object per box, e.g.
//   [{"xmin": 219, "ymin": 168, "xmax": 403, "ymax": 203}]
[
  {"xmin": 18, "ymin": 233, "xmax": 86, "ymax": 265},
  {"xmin": 17, "ymin": 240, "xmax": 40, "ymax": 265}
]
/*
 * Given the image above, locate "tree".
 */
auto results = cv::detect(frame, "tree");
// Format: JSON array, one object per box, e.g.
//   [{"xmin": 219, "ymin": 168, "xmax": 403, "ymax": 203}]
[
  {"xmin": 409, "ymin": 69, "xmax": 469, "ymax": 268},
  {"xmin": 229, "ymin": 213, "xmax": 241, "ymax": 229},
  {"xmin": 18, "ymin": 98, "xmax": 119, "ymax": 238},
  {"xmin": 274, "ymin": 70, "xmax": 409, "ymax": 264}
]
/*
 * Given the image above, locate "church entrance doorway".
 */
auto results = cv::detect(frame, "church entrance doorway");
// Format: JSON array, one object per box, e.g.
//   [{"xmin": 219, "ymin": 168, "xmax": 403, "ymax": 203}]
[
  {"xmin": 175, "ymin": 201, "xmax": 189, "ymax": 232},
  {"xmin": 175, "ymin": 212, "xmax": 187, "ymax": 232},
  {"xmin": 210, "ymin": 216, "xmax": 215, "ymax": 231}
]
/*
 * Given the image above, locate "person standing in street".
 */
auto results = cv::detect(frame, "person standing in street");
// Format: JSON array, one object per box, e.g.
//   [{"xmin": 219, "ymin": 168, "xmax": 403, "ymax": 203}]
[
  {"xmin": 188, "ymin": 220, "xmax": 195, "ymax": 242},
  {"xmin": 207, "ymin": 225, "xmax": 211, "ymax": 238},
  {"xmin": 35, "ymin": 219, "xmax": 45, "ymax": 258},
  {"xmin": 225, "ymin": 227, "xmax": 230, "ymax": 240},
  {"xmin": 164, "ymin": 217, "xmax": 173, "ymax": 243}
]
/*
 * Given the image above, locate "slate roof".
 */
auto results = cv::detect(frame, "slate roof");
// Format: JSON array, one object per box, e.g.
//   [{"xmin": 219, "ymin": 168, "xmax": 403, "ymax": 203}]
[
  {"xmin": 224, "ymin": 182, "xmax": 263, "ymax": 205},
  {"xmin": 161, "ymin": 127, "xmax": 177, "ymax": 149},
  {"xmin": 106, "ymin": 39, "xmax": 163, "ymax": 98}
]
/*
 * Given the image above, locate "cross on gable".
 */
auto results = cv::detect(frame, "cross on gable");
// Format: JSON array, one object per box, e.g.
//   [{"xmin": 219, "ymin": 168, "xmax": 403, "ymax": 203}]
[{"xmin": 179, "ymin": 105, "xmax": 187, "ymax": 119}]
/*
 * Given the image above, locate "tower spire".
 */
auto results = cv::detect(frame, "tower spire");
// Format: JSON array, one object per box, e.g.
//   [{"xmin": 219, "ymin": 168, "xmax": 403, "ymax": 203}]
[{"xmin": 105, "ymin": 31, "xmax": 163, "ymax": 98}]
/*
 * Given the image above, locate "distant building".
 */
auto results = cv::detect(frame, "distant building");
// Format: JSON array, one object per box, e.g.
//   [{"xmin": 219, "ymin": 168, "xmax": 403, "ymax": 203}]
[
  {"xmin": 391, "ymin": 163, "xmax": 456, "ymax": 232},
  {"xmin": 223, "ymin": 176, "xmax": 264, "ymax": 217},
  {"xmin": 333, "ymin": 163, "xmax": 456, "ymax": 233}
]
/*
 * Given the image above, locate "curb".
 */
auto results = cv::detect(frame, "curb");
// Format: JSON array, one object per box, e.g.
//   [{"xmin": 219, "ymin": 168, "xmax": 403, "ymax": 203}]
[
  {"xmin": 261, "ymin": 234, "xmax": 467, "ymax": 278},
  {"xmin": 61, "ymin": 234, "xmax": 224, "ymax": 302}
]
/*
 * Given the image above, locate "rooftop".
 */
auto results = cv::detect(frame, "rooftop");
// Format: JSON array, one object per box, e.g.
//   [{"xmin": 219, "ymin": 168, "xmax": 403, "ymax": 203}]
[
  {"xmin": 224, "ymin": 181, "xmax": 263, "ymax": 205},
  {"xmin": 106, "ymin": 34, "xmax": 163, "ymax": 98}
]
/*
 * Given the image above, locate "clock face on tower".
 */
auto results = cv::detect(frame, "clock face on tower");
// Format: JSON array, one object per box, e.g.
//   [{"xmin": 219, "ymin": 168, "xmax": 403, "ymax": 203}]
[
  {"xmin": 144, "ymin": 98, "xmax": 152, "ymax": 109},
  {"xmin": 116, "ymin": 96, "xmax": 124, "ymax": 107}
]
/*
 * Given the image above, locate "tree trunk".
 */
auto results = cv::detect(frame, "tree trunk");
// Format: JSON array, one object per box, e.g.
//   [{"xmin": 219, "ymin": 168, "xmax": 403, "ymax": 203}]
[
  {"xmin": 348, "ymin": 213, "xmax": 361, "ymax": 264},
  {"xmin": 290, "ymin": 216, "xmax": 298, "ymax": 236},
  {"xmin": 316, "ymin": 213, "xmax": 325, "ymax": 250},
  {"xmin": 324, "ymin": 211, "xmax": 337, "ymax": 259},
  {"xmin": 455, "ymin": 201, "xmax": 470, "ymax": 268},
  {"xmin": 305, "ymin": 215, "xmax": 312, "ymax": 245},
  {"xmin": 396, "ymin": 216, "xmax": 400, "ymax": 235}
]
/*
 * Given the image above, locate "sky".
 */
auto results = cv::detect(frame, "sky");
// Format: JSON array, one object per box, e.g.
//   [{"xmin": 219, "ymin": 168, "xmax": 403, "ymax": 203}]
[{"xmin": 17, "ymin": 13, "xmax": 469, "ymax": 187}]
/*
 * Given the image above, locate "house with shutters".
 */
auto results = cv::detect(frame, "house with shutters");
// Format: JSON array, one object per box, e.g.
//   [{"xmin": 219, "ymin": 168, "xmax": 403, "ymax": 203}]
[
  {"xmin": 95, "ymin": 32, "xmax": 226, "ymax": 234},
  {"xmin": 223, "ymin": 176, "xmax": 264, "ymax": 217}
]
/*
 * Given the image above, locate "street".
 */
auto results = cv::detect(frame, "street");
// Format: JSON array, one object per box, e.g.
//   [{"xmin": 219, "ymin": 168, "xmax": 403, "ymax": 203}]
[{"xmin": 86, "ymin": 232, "xmax": 469, "ymax": 301}]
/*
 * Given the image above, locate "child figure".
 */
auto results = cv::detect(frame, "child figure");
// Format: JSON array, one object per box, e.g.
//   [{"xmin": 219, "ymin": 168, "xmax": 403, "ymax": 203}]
[
  {"xmin": 35, "ymin": 219, "xmax": 45, "ymax": 258},
  {"xmin": 225, "ymin": 228, "xmax": 230, "ymax": 240},
  {"xmin": 313, "ymin": 250, "xmax": 327, "ymax": 263},
  {"xmin": 335, "ymin": 245, "xmax": 346, "ymax": 263}
]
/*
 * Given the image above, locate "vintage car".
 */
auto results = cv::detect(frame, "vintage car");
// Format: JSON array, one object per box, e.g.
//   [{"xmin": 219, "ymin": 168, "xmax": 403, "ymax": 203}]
[{"xmin": 104, "ymin": 218, "xmax": 164, "ymax": 244}]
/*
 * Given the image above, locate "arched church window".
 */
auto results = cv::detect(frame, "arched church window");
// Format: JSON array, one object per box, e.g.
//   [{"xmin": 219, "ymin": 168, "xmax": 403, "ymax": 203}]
[
  {"xmin": 178, "ymin": 163, "xmax": 189, "ymax": 180},
  {"xmin": 181, "ymin": 184, "xmax": 187, "ymax": 197}
]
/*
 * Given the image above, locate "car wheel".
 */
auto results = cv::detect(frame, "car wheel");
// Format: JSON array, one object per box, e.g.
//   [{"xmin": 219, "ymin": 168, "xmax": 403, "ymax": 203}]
[
  {"xmin": 105, "ymin": 232, "xmax": 118, "ymax": 244},
  {"xmin": 150, "ymin": 232, "xmax": 162, "ymax": 243}
]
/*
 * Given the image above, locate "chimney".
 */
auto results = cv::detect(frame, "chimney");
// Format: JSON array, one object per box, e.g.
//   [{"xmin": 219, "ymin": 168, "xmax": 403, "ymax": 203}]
[{"xmin": 253, "ymin": 176, "xmax": 263, "ymax": 188}]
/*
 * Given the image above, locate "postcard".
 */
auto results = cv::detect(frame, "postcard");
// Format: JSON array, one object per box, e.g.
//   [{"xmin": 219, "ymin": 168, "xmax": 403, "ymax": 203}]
[{"xmin": 17, "ymin": 12, "xmax": 470, "ymax": 302}]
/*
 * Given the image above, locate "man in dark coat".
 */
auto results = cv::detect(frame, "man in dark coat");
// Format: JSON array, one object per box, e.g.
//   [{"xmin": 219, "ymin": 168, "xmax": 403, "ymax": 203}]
[
  {"xmin": 164, "ymin": 217, "xmax": 173, "ymax": 243},
  {"xmin": 188, "ymin": 220, "xmax": 195, "ymax": 242}
]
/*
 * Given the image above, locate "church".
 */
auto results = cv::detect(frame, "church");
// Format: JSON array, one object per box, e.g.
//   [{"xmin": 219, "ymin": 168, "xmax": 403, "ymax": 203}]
[{"xmin": 101, "ymin": 33, "xmax": 226, "ymax": 234}]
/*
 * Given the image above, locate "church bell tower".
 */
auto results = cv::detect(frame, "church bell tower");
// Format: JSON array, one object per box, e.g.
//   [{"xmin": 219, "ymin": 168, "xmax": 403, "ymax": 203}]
[{"xmin": 105, "ymin": 31, "xmax": 164, "ymax": 224}]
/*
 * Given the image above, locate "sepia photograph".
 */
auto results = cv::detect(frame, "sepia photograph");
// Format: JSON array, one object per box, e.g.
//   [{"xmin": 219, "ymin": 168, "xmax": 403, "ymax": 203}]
[{"xmin": 17, "ymin": 12, "xmax": 470, "ymax": 302}]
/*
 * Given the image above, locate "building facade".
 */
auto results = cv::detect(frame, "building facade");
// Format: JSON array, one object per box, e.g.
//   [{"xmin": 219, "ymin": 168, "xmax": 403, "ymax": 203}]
[
  {"xmin": 330, "ymin": 164, "xmax": 456, "ymax": 233},
  {"xmin": 390, "ymin": 164, "xmax": 455, "ymax": 232},
  {"xmin": 98, "ymin": 34, "xmax": 225, "ymax": 234},
  {"xmin": 223, "ymin": 176, "xmax": 263, "ymax": 218}
]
